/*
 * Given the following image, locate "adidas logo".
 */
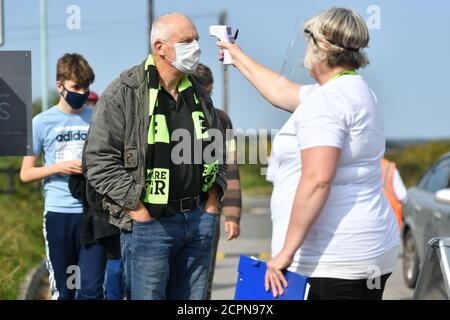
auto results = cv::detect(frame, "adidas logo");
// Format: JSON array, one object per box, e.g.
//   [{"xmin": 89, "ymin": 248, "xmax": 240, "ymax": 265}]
[{"xmin": 56, "ymin": 130, "xmax": 87, "ymax": 142}]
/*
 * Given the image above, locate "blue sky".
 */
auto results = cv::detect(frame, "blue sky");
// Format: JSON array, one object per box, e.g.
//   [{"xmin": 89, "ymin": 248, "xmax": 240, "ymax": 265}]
[{"xmin": 2, "ymin": 0, "xmax": 450, "ymax": 139}]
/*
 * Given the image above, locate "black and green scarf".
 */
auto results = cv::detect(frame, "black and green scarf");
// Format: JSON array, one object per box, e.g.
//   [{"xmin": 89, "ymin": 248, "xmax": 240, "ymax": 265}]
[{"xmin": 142, "ymin": 54, "xmax": 219, "ymax": 214}]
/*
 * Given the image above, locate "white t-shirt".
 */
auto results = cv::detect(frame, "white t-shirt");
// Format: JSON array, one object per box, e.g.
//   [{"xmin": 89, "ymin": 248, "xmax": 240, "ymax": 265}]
[{"xmin": 268, "ymin": 75, "xmax": 400, "ymax": 279}]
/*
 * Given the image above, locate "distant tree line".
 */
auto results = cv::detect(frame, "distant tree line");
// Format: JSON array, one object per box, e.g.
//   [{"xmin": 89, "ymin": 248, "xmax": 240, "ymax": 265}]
[{"xmin": 386, "ymin": 141, "xmax": 450, "ymax": 187}]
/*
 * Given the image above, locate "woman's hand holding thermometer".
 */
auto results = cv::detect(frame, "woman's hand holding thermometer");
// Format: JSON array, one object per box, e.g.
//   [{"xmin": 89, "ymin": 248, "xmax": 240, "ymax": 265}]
[{"xmin": 209, "ymin": 25, "xmax": 239, "ymax": 68}]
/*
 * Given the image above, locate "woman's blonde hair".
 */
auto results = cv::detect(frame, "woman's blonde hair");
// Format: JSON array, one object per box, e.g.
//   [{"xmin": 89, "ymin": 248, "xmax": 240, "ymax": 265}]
[{"xmin": 304, "ymin": 7, "xmax": 370, "ymax": 69}]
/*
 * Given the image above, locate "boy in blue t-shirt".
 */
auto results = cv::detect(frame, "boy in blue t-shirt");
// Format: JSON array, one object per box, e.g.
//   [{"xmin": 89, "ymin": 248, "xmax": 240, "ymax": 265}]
[{"xmin": 20, "ymin": 53, "xmax": 105, "ymax": 300}]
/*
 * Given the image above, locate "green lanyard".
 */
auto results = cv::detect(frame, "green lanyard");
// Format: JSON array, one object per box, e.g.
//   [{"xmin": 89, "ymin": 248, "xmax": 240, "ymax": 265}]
[{"xmin": 328, "ymin": 69, "xmax": 357, "ymax": 82}]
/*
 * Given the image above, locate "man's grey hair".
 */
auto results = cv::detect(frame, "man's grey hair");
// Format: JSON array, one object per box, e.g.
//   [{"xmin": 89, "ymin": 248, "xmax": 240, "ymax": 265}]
[{"xmin": 150, "ymin": 12, "xmax": 194, "ymax": 52}]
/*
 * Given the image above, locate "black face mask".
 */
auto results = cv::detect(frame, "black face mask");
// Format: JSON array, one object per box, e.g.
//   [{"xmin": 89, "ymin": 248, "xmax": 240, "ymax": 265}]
[{"xmin": 61, "ymin": 85, "xmax": 89, "ymax": 110}]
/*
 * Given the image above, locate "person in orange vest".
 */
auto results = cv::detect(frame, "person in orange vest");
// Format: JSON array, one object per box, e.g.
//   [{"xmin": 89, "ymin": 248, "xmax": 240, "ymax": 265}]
[{"xmin": 381, "ymin": 159, "xmax": 408, "ymax": 229}]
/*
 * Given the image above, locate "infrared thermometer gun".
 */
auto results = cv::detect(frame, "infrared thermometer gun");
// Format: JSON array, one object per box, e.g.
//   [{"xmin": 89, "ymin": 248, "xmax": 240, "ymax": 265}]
[{"xmin": 209, "ymin": 25, "xmax": 237, "ymax": 65}]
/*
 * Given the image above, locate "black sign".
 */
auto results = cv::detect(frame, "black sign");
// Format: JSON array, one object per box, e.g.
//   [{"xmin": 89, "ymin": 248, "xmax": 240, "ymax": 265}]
[{"xmin": 0, "ymin": 51, "xmax": 32, "ymax": 156}]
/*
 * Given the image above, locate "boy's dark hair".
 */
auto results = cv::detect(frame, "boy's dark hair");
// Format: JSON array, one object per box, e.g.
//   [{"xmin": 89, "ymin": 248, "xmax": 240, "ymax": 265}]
[
  {"xmin": 194, "ymin": 63, "xmax": 214, "ymax": 87},
  {"xmin": 56, "ymin": 53, "xmax": 95, "ymax": 89}
]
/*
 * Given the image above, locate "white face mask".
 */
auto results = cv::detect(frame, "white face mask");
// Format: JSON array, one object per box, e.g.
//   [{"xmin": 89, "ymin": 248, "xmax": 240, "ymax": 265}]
[{"xmin": 165, "ymin": 40, "xmax": 201, "ymax": 74}]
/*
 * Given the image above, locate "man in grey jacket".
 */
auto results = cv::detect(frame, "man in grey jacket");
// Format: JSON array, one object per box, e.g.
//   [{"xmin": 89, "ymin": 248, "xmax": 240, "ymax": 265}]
[{"xmin": 83, "ymin": 13, "xmax": 227, "ymax": 300}]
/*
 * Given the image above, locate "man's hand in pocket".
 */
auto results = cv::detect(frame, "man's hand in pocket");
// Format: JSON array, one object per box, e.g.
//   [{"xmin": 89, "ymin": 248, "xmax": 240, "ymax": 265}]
[{"xmin": 126, "ymin": 201, "xmax": 153, "ymax": 222}]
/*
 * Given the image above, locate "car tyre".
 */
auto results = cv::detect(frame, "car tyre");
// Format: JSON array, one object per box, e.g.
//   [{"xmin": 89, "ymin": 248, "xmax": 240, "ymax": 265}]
[{"xmin": 403, "ymin": 228, "xmax": 420, "ymax": 288}]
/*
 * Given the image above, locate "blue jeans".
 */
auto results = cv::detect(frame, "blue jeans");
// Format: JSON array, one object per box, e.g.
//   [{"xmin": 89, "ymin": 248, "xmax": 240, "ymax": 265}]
[
  {"xmin": 121, "ymin": 205, "xmax": 218, "ymax": 300},
  {"xmin": 77, "ymin": 243, "xmax": 107, "ymax": 300},
  {"xmin": 104, "ymin": 259, "xmax": 124, "ymax": 300}
]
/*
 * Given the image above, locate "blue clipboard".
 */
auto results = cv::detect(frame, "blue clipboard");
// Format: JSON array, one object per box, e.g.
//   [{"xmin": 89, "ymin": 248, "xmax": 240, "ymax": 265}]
[{"xmin": 234, "ymin": 255, "xmax": 309, "ymax": 300}]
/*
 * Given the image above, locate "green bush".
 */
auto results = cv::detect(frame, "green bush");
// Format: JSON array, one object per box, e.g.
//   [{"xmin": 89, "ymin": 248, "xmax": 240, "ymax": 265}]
[{"xmin": 386, "ymin": 141, "xmax": 450, "ymax": 187}]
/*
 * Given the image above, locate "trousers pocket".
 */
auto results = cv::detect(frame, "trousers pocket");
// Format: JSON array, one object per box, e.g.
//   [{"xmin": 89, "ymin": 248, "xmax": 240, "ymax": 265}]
[
  {"xmin": 203, "ymin": 209, "xmax": 220, "ymax": 217},
  {"xmin": 133, "ymin": 218, "xmax": 156, "ymax": 225}
]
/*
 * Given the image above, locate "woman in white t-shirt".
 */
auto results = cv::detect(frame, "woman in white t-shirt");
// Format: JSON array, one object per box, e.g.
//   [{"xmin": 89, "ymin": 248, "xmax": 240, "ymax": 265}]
[{"xmin": 218, "ymin": 7, "xmax": 400, "ymax": 300}]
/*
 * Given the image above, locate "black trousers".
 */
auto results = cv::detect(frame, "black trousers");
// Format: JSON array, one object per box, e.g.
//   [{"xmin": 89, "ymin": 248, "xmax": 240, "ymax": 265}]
[{"xmin": 307, "ymin": 273, "xmax": 391, "ymax": 300}]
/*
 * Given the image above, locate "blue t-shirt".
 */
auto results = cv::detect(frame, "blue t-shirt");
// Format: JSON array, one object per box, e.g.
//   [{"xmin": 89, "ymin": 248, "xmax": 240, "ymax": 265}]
[{"xmin": 32, "ymin": 105, "xmax": 93, "ymax": 213}]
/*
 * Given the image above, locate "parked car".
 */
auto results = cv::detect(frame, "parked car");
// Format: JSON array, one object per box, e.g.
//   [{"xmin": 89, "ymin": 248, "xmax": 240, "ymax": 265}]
[{"xmin": 402, "ymin": 152, "xmax": 450, "ymax": 288}]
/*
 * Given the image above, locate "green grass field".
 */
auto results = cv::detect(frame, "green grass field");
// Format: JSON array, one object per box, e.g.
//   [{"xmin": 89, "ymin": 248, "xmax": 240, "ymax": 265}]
[
  {"xmin": 239, "ymin": 164, "xmax": 273, "ymax": 196},
  {"xmin": 0, "ymin": 157, "xmax": 45, "ymax": 299}
]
